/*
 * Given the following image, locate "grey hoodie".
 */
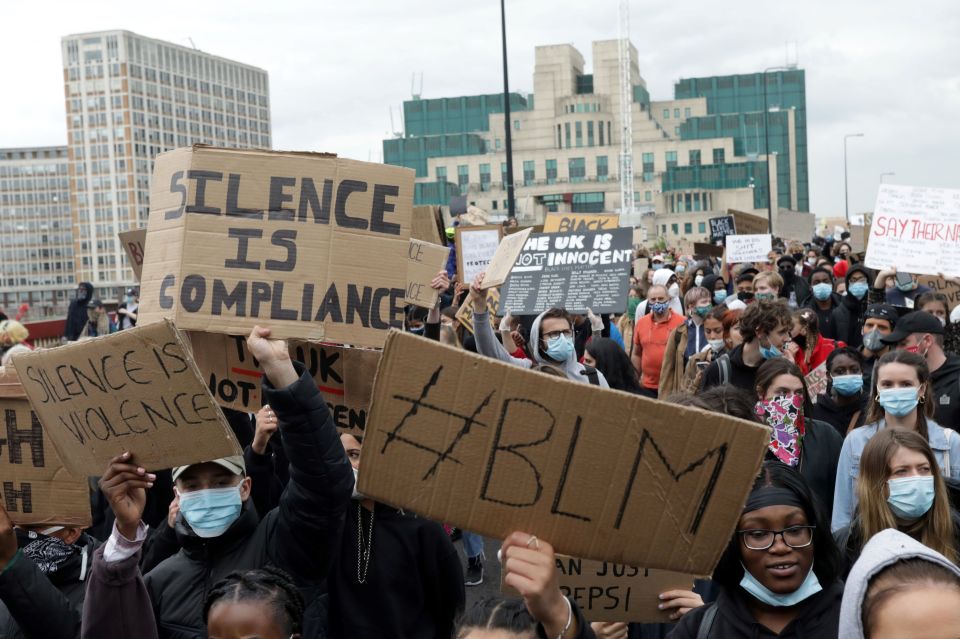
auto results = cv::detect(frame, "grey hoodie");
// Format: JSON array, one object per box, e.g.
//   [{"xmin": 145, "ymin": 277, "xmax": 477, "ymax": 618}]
[
  {"xmin": 838, "ymin": 528, "xmax": 960, "ymax": 638},
  {"xmin": 473, "ymin": 308, "xmax": 609, "ymax": 387}
]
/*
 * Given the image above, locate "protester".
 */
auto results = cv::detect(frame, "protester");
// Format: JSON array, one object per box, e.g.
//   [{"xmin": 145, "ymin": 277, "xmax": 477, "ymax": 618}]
[
  {"xmin": 832, "ymin": 350, "xmax": 960, "ymax": 532},
  {"xmin": 669, "ymin": 461, "xmax": 842, "ymax": 638},
  {"xmin": 205, "ymin": 567, "xmax": 306, "ymax": 639},
  {"xmin": 700, "ymin": 299, "xmax": 792, "ymax": 392},
  {"xmin": 752, "ymin": 272, "xmax": 783, "ymax": 303},
  {"xmin": 838, "ymin": 529, "xmax": 960, "ymax": 639},
  {"xmin": 677, "ymin": 306, "xmax": 728, "ymax": 394},
  {"xmin": 785, "ymin": 308, "xmax": 843, "ymax": 376},
  {"xmin": 700, "ymin": 273, "xmax": 729, "ymax": 308},
  {"xmin": 872, "ymin": 268, "xmax": 932, "ymax": 307},
  {"xmin": 0, "ymin": 319, "xmax": 31, "ymax": 367},
  {"xmin": 804, "ymin": 268, "xmax": 841, "ymax": 340},
  {"xmin": 64, "ymin": 281, "xmax": 93, "ymax": 341},
  {"xmin": 775, "ymin": 256, "xmax": 807, "ymax": 309},
  {"xmin": 732, "ymin": 271, "xmax": 756, "ymax": 305},
  {"xmin": 617, "ymin": 286, "xmax": 643, "ymax": 356},
  {"xmin": 632, "ymin": 285, "xmax": 685, "ymax": 397},
  {"xmin": 684, "ymin": 262, "xmax": 713, "ymax": 294},
  {"xmin": 753, "ymin": 358, "xmax": 843, "ymax": 518},
  {"xmin": 658, "ymin": 287, "xmax": 711, "ymax": 395},
  {"xmin": 83, "ymin": 298, "xmax": 110, "ymax": 337},
  {"xmin": 859, "ymin": 303, "xmax": 898, "ymax": 385},
  {"xmin": 457, "ymin": 533, "xmax": 594, "ymax": 639},
  {"xmin": 0, "ymin": 500, "xmax": 99, "ymax": 639},
  {"xmin": 80, "ymin": 325, "xmax": 354, "ymax": 636},
  {"xmin": 833, "ymin": 265, "xmax": 873, "ymax": 349},
  {"xmin": 637, "ymin": 268, "xmax": 684, "ymax": 317},
  {"xmin": 326, "ymin": 432, "xmax": 465, "ymax": 638},
  {"xmin": 469, "ymin": 274, "xmax": 608, "ymax": 387},
  {"xmin": 117, "ymin": 287, "xmax": 139, "ymax": 330},
  {"xmin": 585, "ymin": 337, "xmax": 642, "ymax": 393},
  {"xmin": 918, "ymin": 289, "xmax": 960, "ymax": 356},
  {"xmin": 811, "ymin": 347, "xmax": 868, "ymax": 436},
  {"xmin": 834, "ymin": 428, "xmax": 960, "ymax": 578}
]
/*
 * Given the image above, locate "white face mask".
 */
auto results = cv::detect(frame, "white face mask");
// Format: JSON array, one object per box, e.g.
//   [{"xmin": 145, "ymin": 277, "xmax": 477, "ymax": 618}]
[
  {"xmin": 352, "ymin": 466, "xmax": 364, "ymax": 500},
  {"xmin": 667, "ymin": 283, "xmax": 680, "ymax": 298}
]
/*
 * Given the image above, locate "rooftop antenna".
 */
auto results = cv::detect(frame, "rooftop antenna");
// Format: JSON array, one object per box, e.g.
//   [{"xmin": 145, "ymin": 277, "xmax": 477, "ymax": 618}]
[
  {"xmin": 411, "ymin": 72, "xmax": 423, "ymax": 100},
  {"xmin": 187, "ymin": 37, "xmax": 197, "ymax": 50},
  {"xmin": 618, "ymin": 0, "xmax": 635, "ymax": 218}
]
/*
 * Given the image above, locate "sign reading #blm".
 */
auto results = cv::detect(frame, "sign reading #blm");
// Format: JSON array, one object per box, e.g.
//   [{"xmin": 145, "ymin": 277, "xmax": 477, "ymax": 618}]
[
  {"xmin": 500, "ymin": 228, "xmax": 633, "ymax": 315},
  {"xmin": 358, "ymin": 331, "xmax": 770, "ymax": 574},
  {"xmin": 12, "ymin": 320, "xmax": 241, "ymax": 476},
  {"xmin": 137, "ymin": 147, "xmax": 415, "ymax": 348}
]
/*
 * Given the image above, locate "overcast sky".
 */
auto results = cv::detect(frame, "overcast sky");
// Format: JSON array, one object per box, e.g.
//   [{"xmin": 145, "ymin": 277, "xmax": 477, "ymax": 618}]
[{"xmin": 2, "ymin": 0, "xmax": 957, "ymax": 218}]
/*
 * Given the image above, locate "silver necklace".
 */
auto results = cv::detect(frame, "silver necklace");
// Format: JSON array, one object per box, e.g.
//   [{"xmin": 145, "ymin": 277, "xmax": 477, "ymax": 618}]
[{"xmin": 356, "ymin": 502, "xmax": 374, "ymax": 584}]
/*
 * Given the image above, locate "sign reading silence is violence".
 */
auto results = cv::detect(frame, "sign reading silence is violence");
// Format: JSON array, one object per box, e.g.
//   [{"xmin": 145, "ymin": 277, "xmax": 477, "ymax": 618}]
[{"xmin": 137, "ymin": 146, "xmax": 415, "ymax": 348}]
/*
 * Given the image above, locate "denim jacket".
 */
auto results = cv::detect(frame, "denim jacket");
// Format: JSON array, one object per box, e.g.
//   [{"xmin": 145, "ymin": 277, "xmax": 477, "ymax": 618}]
[{"xmin": 831, "ymin": 419, "xmax": 960, "ymax": 533}]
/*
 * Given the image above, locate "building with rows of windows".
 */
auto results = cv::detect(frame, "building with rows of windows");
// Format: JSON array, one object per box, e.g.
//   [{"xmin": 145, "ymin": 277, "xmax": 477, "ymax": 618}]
[
  {"xmin": 61, "ymin": 30, "xmax": 270, "ymax": 303},
  {"xmin": 384, "ymin": 40, "xmax": 809, "ymax": 242},
  {"xmin": 0, "ymin": 146, "xmax": 74, "ymax": 317}
]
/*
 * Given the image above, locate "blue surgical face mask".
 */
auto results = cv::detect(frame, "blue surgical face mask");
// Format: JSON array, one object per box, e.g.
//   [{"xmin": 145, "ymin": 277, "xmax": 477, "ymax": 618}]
[
  {"xmin": 848, "ymin": 282, "xmax": 869, "ymax": 299},
  {"xmin": 878, "ymin": 386, "xmax": 920, "ymax": 417},
  {"xmin": 714, "ymin": 290, "xmax": 728, "ymax": 304},
  {"xmin": 759, "ymin": 338, "xmax": 782, "ymax": 360},
  {"xmin": 887, "ymin": 475, "xmax": 935, "ymax": 520},
  {"xmin": 740, "ymin": 561, "xmax": 823, "ymax": 607},
  {"xmin": 862, "ymin": 329, "xmax": 883, "ymax": 352},
  {"xmin": 832, "ymin": 374, "xmax": 863, "ymax": 397},
  {"xmin": 177, "ymin": 484, "xmax": 243, "ymax": 538},
  {"xmin": 545, "ymin": 334, "xmax": 575, "ymax": 362},
  {"xmin": 652, "ymin": 263, "xmax": 663, "ymax": 271},
  {"xmin": 812, "ymin": 283, "xmax": 833, "ymax": 301}
]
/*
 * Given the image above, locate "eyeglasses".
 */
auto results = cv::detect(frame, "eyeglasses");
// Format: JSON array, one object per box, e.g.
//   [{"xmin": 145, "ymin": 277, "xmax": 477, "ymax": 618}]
[
  {"xmin": 542, "ymin": 329, "xmax": 573, "ymax": 340},
  {"xmin": 737, "ymin": 525, "xmax": 815, "ymax": 550}
]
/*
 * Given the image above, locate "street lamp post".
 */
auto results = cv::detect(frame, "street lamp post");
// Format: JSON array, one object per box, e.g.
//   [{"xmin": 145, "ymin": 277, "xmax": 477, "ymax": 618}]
[
  {"xmin": 762, "ymin": 66, "xmax": 792, "ymax": 235},
  {"xmin": 500, "ymin": 0, "xmax": 516, "ymax": 219},
  {"xmin": 879, "ymin": 171, "xmax": 895, "ymax": 183},
  {"xmin": 843, "ymin": 133, "xmax": 865, "ymax": 224}
]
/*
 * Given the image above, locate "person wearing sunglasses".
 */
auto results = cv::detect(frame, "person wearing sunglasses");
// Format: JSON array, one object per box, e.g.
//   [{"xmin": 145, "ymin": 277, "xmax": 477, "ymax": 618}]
[{"xmin": 670, "ymin": 461, "xmax": 842, "ymax": 639}]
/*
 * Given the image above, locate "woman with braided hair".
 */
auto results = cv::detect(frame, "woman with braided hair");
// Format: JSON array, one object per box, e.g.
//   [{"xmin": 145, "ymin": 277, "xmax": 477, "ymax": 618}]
[
  {"xmin": 205, "ymin": 566, "xmax": 305, "ymax": 639},
  {"xmin": 784, "ymin": 308, "xmax": 844, "ymax": 376}
]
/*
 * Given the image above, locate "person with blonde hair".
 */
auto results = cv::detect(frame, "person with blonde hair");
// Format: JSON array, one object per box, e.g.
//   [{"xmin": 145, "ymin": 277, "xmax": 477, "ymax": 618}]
[
  {"xmin": 0, "ymin": 320, "xmax": 31, "ymax": 367},
  {"xmin": 835, "ymin": 428, "xmax": 960, "ymax": 578},
  {"xmin": 752, "ymin": 271, "xmax": 784, "ymax": 303}
]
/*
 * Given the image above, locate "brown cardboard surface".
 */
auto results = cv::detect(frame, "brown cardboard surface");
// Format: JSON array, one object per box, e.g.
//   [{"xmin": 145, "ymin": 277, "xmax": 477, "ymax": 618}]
[
  {"xmin": 137, "ymin": 146, "xmax": 414, "ymax": 348},
  {"xmin": 189, "ymin": 332, "xmax": 379, "ymax": 436},
  {"xmin": 411, "ymin": 206, "xmax": 444, "ymax": 245},
  {"xmin": 405, "ymin": 240, "xmax": 450, "ymax": 309},
  {"xmin": 358, "ymin": 331, "xmax": 770, "ymax": 574},
  {"xmin": 694, "ymin": 243, "xmax": 724, "ymax": 259},
  {"xmin": 481, "ymin": 227, "xmax": 534, "ymax": 289},
  {"xmin": 728, "ymin": 210, "xmax": 769, "ymax": 236},
  {"xmin": 11, "ymin": 320, "xmax": 241, "ymax": 476},
  {"xmin": 503, "ymin": 556, "xmax": 696, "ymax": 623},
  {"xmin": 543, "ymin": 213, "xmax": 620, "ymax": 233},
  {"xmin": 918, "ymin": 275, "xmax": 960, "ymax": 311},
  {"xmin": 119, "ymin": 228, "xmax": 148, "ymax": 281},
  {"xmin": 456, "ymin": 225, "xmax": 503, "ymax": 284},
  {"xmin": 455, "ymin": 289, "xmax": 500, "ymax": 335},
  {"xmin": 805, "ymin": 362, "xmax": 829, "ymax": 404}
]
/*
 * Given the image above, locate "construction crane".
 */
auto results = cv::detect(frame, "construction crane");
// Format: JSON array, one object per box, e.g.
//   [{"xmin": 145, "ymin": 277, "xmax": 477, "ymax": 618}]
[{"xmin": 618, "ymin": 0, "xmax": 635, "ymax": 218}]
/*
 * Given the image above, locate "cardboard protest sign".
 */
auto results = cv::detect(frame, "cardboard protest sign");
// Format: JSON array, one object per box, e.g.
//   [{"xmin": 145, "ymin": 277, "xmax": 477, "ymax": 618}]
[
  {"xmin": 506, "ymin": 224, "xmax": 542, "ymax": 236},
  {"xmin": 543, "ymin": 213, "xmax": 620, "ymax": 233},
  {"xmin": 411, "ymin": 206, "xmax": 444, "ymax": 245},
  {"xmin": 137, "ymin": 146, "xmax": 414, "ymax": 348},
  {"xmin": 0, "ymin": 369, "xmax": 91, "ymax": 526},
  {"xmin": 405, "ymin": 240, "xmax": 450, "ymax": 309},
  {"xmin": 481, "ymin": 227, "xmax": 534, "ymax": 289},
  {"xmin": 358, "ymin": 331, "xmax": 770, "ymax": 573},
  {"xmin": 709, "ymin": 216, "xmax": 736, "ymax": 244},
  {"xmin": 12, "ymin": 320, "xmax": 241, "ymax": 476},
  {"xmin": 455, "ymin": 289, "xmax": 500, "ymax": 335},
  {"xmin": 119, "ymin": 228, "xmax": 148, "ymax": 281},
  {"xmin": 189, "ymin": 332, "xmax": 378, "ymax": 436},
  {"xmin": 632, "ymin": 227, "xmax": 646, "ymax": 249},
  {"xmin": 694, "ymin": 243, "xmax": 724, "ymax": 259},
  {"xmin": 725, "ymin": 234, "xmax": 772, "ymax": 263},
  {"xmin": 504, "ymin": 556, "xmax": 695, "ymax": 623},
  {"xmin": 500, "ymin": 229, "xmax": 633, "ymax": 315},
  {"xmin": 805, "ymin": 362, "xmax": 829, "ymax": 404},
  {"xmin": 865, "ymin": 184, "xmax": 960, "ymax": 277},
  {"xmin": 918, "ymin": 275, "xmax": 960, "ymax": 311},
  {"xmin": 728, "ymin": 210, "xmax": 769, "ymax": 236},
  {"xmin": 457, "ymin": 225, "xmax": 502, "ymax": 284}
]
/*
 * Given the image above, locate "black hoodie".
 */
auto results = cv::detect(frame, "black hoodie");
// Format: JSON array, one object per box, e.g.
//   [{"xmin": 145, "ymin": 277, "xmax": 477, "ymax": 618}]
[
  {"xmin": 64, "ymin": 282, "xmax": 93, "ymax": 341},
  {"xmin": 831, "ymin": 265, "xmax": 873, "ymax": 349},
  {"xmin": 932, "ymin": 353, "xmax": 960, "ymax": 431},
  {"xmin": 812, "ymin": 391, "xmax": 868, "ymax": 438}
]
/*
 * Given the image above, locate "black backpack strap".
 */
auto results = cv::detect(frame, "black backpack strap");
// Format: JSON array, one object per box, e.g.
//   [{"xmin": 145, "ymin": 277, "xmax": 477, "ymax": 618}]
[
  {"xmin": 697, "ymin": 604, "xmax": 718, "ymax": 639},
  {"xmin": 580, "ymin": 365, "xmax": 601, "ymax": 386}
]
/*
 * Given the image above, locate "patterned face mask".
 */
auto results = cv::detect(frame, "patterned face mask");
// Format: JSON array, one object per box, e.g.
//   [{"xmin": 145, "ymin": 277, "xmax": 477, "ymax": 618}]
[{"xmin": 755, "ymin": 394, "xmax": 805, "ymax": 467}]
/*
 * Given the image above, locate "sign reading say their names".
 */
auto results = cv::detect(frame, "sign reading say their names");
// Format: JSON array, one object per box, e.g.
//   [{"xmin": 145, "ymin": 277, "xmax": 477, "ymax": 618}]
[
  {"xmin": 137, "ymin": 146, "xmax": 415, "ymax": 348},
  {"xmin": 119, "ymin": 228, "xmax": 147, "ymax": 281},
  {"xmin": 543, "ymin": 212, "xmax": 620, "ymax": 233},
  {"xmin": 0, "ymin": 370, "xmax": 91, "ymax": 526},
  {"xmin": 725, "ymin": 234, "xmax": 772, "ymax": 263},
  {"xmin": 865, "ymin": 184, "xmax": 960, "ymax": 277},
  {"xmin": 500, "ymin": 229, "xmax": 633, "ymax": 315},
  {"xmin": 189, "ymin": 332, "xmax": 379, "ymax": 436},
  {"xmin": 504, "ymin": 556, "xmax": 695, "ymax": 623},
  {"xmin": 457, "ymin": 225, "xmax": 502, "ymax": 284},
  {"xmin": 405, "ymin": 240, "xmax": 450, "ymax": 309},
  {"xmin": 358, "ymin": 331, "xmax": 770, "ymax": 574},
  {"xmin": 12, "ymin": 320, "xmax": 241, "ymax": 476}
]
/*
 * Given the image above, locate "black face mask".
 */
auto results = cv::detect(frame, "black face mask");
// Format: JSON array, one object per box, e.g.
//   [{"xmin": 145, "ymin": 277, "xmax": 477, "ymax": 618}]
[
  {"xmin": 739, "ymin": 291, "xmax": 755, "ymax": 302},
  {"xmin": 792, "ymin": 334, "xmax": 808, "ymax": 350},
  {"xmin": 779, "ymin": 268, "xmax": 796, "ymax": 282},
  {"xmin": 792, "ymin": 253, "xmax": 803, "ymax": 262}
]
